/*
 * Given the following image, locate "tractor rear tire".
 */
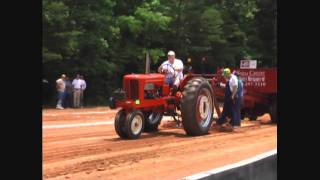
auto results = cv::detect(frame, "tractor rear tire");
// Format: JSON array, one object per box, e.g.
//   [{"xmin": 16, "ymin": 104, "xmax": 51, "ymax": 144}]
[
  {"xmin": 270, "ymin": 99, "xmax": 277, "ymax": 123},
  {"xmin": 144, "ymin": 111, "xmax": 163, "ymax": 132},
  {"xmin": 181, "ymin": 77, "xmax": 214, "ymax": 136},
  {"xmin": 114, "ymin": 109, "xmax": 128, "ymax": 139},
  {"xmin": 124, "ymin": 110, "xmax": 145, "ymax": 139}
]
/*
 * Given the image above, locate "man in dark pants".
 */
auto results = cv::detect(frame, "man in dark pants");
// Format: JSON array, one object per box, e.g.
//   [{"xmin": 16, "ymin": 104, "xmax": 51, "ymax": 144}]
[
  {"xmin": 232, "ymin": 71, "xmax": 244, "ymax": 126},
  {"xmin": 64, "ymin": 76, "xmax": 73, "ymax": 108},
  {"xmin": 216, "ymin": 68, "xmax": 239, "ymax": 131},
  {"xmin": 216, "ymin": 79, "xmax": 232, "ymax": 127}
]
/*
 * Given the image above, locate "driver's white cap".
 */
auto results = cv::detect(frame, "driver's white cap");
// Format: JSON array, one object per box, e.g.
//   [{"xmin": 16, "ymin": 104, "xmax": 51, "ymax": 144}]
[{"xmin": 167, "ymin": 51, "xmax": 175, "ymax": 56}]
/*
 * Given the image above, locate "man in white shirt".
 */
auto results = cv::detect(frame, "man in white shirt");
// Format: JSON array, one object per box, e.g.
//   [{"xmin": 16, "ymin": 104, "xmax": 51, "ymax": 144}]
[
  {"xmin": 158, "ymin": 51, "xmax": 184, "ymax": 90},
  {"xmin": 72, "ymin": 74, "xmax": 82, "ymax": 108},
  {"xmin": 56, "ymin": 74, "xmax": 66, "ymax": 109},
  {"xmin": 228, "ymin": 71, "xmax": 239, "ymax": 101},
  {"xmin": 80, "ymin": 75, "xmax": 87, "ymax": 108}
]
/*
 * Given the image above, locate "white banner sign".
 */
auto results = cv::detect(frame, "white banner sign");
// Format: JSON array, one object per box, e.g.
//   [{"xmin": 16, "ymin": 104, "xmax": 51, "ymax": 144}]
[{"xmin": 240, "ymin": 60, "xmax": 257, "ymax": 69}]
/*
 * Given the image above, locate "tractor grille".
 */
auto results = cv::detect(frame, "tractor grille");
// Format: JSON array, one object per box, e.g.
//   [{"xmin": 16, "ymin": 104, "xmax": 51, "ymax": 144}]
[
  {"xmin": 124, "ymin": 80, "xmax": 130, "ymax": 99},
  {"xmin": 130, "ymin": 80, "xmax": 139, "ymax": 99},
  {"xmin": 123, "ymin": 79, "xmax": 139, "ymax": 100}
]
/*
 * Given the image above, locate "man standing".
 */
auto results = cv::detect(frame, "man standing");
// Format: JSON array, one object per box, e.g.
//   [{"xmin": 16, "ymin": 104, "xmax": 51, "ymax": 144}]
[
  {"xmin": 216, "ymin": 68, "xmax": 239, "ymax": 130},
  {"xmin": 72, "ymin": 74, "xmax": 82, "ymax": 108},
  {"xmin": 158, "ymin": 51, "xmax": 184, "ymax": 90},
  {"xmin": 233, "ymin": 71, "xmax": 244, "ymax": 125},
  {"xmin": 56, "ymin": 74, "xmax": 66, "ymax": 109},
  {"xmin": 80, "ymin": 75, "xmax": 87, "ymax": 108},
  {"xmin": 64, "ymin": 76, "xmax": 73, "ymax": 108}
]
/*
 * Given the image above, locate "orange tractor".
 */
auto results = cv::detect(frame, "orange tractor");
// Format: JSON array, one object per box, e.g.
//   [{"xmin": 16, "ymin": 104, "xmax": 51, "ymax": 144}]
[
  {"xmin": 109, "ymin": 61, "xmax": 277, "ymax": 139},
  {"xmin": 109, "ymin": 70, "xmax": 221, "ymax": 139}
]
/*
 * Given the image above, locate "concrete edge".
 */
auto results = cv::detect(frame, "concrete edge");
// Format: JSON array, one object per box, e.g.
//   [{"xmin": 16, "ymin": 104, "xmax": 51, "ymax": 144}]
[{"xmin": 181, "ymin": 149, "xmax": 277, "ymax": 180}]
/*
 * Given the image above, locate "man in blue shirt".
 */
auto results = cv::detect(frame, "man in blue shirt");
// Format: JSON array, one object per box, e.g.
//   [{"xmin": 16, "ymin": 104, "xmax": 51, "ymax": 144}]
[{"xmin": 232, "ymin": 71, "xmax": 244, "ymax": 128}]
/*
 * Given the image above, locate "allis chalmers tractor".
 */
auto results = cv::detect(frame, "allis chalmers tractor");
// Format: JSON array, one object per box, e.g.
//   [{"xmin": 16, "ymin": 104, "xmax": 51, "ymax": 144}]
[
  {"xmin": 109, "ymin": 62, "xmax": 220, "ymax": 139},
  {"xmin": 109, "ymin": 60, "xmax": 277, "ymax": 139}
]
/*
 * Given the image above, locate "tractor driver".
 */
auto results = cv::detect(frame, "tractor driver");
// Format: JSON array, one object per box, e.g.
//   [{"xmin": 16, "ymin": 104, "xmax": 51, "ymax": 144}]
[{"xmin": 158, "ymin": 51, "xmax": 184, "ymax": 90}]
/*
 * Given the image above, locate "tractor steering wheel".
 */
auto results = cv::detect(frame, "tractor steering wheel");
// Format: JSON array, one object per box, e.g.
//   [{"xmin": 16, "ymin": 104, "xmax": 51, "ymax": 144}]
[{"xmin": 161, "ymin": 63, "xmax": 176, "ymax": 79}]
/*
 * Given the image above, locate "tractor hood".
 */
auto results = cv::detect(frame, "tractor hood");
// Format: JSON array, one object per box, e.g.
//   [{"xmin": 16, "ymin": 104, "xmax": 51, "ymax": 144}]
[{"xmin": 124, "ymin": 73, "xmax": 165, "ymax": 80}]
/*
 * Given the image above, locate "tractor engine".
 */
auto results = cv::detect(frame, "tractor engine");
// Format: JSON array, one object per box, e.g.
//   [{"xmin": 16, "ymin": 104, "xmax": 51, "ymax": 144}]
[
  {"xmin": 110, "ymin": 74, "xmax": 170, "ymax": 109},
  {"xmin": 109, "ymin": 73, "xmax": 171, "ymax": 139}
]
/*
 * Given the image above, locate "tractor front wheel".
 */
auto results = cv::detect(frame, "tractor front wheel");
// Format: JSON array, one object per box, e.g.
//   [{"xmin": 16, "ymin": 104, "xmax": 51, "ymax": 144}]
[
  {"xmin": 124, "ymin": 110, "xmax": 145, "ymax": 139},
  {"xmin": 144, "ymin": 111, "xmax": 163, "ymax": 132},
  {"xmin": 114, "ymin": 109, "xmax": 128, "ymax": 139}
]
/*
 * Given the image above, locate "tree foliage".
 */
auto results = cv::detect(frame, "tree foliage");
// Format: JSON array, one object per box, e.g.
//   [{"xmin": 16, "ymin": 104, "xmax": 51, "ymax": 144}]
[{"xmin": 43, "ymin": 0, "xmax": 277, "ymax": 105}]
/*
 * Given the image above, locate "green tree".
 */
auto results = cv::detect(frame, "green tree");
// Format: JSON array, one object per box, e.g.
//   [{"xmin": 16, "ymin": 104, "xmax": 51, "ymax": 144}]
[{"xmin": 42, "ymin": 0, "xmax": 277, "ymax": 106}]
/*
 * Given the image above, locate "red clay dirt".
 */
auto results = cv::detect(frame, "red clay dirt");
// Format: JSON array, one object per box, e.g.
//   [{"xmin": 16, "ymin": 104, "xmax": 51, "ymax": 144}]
[{"xmin": 43, "ymin": 107, "xmax": 277, "ymax": 180}]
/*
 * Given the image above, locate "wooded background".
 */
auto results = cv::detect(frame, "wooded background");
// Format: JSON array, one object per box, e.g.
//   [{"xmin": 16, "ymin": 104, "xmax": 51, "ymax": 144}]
[{"xmin": 43, "ymin": 0, "xmax": 276, "ymax": 106}]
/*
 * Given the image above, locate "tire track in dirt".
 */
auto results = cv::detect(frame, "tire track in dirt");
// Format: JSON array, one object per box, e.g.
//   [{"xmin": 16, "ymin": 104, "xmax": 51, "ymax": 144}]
[
  {"xmin": 43, "ymin": 123, "xmax": 267, "ymax": 163},
  {"xmin": 43, "ymin": 108, "xmax": 276, "ymax": 179},
  {"xmin": 43, "ymin": 125, "xmax": 275, "ymax": 178}
]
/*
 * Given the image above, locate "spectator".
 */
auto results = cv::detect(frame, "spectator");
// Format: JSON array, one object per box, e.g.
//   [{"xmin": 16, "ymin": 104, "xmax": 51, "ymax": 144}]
[
  {"xmin": 72, "ymin": 74, "xmax": 82, "ymax": 108},
  {"xmin": 64, "ymin": 76, "xmax": 73, "ymax": 108},
  {"xmin": 56, "ymin": 74, "xmax": 66, "ymax": 109},
  {"xmin": 80, "ymin": 75, "xmax": 87, "ymax": 108}
]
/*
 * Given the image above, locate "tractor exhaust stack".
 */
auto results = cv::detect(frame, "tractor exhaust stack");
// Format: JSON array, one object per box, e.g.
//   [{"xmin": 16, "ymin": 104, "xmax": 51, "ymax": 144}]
[{"xmin": 145, "ymin": 51, "xmax": 150, "ymax": 74}]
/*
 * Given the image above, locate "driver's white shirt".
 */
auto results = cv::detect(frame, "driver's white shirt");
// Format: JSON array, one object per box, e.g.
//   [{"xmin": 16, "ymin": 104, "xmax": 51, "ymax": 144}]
[{"xmin": 161, "ymin": 59, "xmax": 184, "ymax": 81}]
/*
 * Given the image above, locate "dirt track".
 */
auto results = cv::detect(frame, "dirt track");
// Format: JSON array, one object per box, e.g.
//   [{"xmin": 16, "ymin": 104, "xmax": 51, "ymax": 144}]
[{"xmin": 43, "ymin": 107, "xmax": 277, "ymax": 180}]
